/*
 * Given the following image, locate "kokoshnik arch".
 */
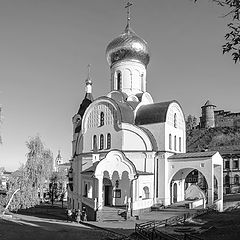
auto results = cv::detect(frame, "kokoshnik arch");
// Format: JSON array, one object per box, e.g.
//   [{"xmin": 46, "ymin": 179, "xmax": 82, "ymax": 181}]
[{"xmin": 67, "ymin": 3, "xmax": 223, "ymax": 221}]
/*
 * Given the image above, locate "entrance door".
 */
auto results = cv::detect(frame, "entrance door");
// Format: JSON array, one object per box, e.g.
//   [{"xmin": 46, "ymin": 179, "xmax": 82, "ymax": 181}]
[
  {"xmin": 173, "ymin": 183, "xmax": 177, "ymax": 203},
  {"xmin": 104, "ymin": 186, "xmax": 112, "ymax": 206}
]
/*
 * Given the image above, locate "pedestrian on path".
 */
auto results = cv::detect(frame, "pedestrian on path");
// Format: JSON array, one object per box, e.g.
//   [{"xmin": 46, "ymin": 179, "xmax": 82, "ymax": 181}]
[
  {"xmin": 76, "ymin": 209, "xmax": 81, "ymax": 223},
  {"xmin": 66, "ymin": 209, "xmax": 72, "ymax": 222},
  {"xmin": 81, "ymin": 207, "xmax": 87, "ymax": 221}
]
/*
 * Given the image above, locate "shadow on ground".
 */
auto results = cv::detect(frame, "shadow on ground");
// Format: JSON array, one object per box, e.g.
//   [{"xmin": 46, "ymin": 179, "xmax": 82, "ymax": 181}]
[
  {"xmin": 0, "ymin": 216, "xmax": 108, "ymax": 240},
  {"xmin": 1, "ymin": 203, "xmax": 133, "ymax": 240},
  {"xmin": 16, "ymin": 203, "xmax": 67, "ymax": 221}
]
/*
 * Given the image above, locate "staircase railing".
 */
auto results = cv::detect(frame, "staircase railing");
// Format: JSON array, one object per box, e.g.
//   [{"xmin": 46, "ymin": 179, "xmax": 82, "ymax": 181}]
[
  {"xmin": 135, "ymin": 220, "xmax": 179, "ymax": 240},
  {"xmin": 135, "ymin": 219, "xmax": 179, "ymax": 240}
]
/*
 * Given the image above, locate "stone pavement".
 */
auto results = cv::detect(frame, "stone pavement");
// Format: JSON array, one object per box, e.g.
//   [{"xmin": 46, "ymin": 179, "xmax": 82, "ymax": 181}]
[
  {"xmin": 83, "ymin": 209, "xmax": 194, "ymax": 236},
  {"xmin": 1, "ymin": 203, "xmax": 197, "ymax": 238}
]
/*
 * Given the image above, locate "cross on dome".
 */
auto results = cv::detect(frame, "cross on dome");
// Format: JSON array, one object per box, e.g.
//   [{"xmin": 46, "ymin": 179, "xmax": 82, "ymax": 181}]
[
  {"xmin": 125, "ymin": 2, "xmax": 133, "ymax": 30},
  {"xmin": 85, "ymin": 64, "xmax": 92, "ymax": 86}
]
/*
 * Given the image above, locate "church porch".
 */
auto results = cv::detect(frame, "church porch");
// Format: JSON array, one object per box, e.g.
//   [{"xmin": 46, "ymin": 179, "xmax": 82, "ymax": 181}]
[{"xmin": 166, "ymin": 151, "xmax": 223, "ymax": 212}]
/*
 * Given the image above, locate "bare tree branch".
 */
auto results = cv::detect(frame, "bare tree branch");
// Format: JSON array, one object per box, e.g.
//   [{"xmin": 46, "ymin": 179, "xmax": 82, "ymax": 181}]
[{"xmin": 194, "ymin": 0, "xmax": 240, "ymax": 63}]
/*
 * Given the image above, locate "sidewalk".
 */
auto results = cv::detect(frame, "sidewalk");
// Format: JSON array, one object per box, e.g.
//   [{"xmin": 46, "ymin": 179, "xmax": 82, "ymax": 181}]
[
  {"xmin": 84, "ymin": 210, "xmax": 187, "ymax": 236},
  {"xmin": 3, "ymin": 203, "xmax": 193, "ymax": 237}
]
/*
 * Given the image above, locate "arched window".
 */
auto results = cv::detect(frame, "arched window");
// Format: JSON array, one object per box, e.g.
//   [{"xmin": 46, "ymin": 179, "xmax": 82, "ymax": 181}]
[
  {"xmin": 117, "ymin": 72, "xmax": 121, "ymax": 90},
  {"xmin": 174, "ymin": 113, "xmax": 177, "ymax": 128},
  {"xmin": 100, "ymin": 112, "xmax": 104, "ymax": 126},
  {"xmin": 84, "ymin": 183, "xmax": 88, "ymax": 197},
  {"xmin": 88, "ymin": 185, "xmax": 93, "ymax": 198},
  {"xmin": 234, "ymin": 175, "xmax": 239, "ymax": 185},
  {"xmin": 225, "ymin": 159, "xmax": 230, "ymax": 169},
  {"xmin": 93, "ymin": 135, "xmax": 97, "ymax": 151},
  {"xmin": 174, "ymin": 135, "xmax": 177, "ymax": 151},
  {"xmin": 143, "ymin": 186, "xmax": 150, "ymax": 199},
  {"xmin": 107, "ymin": 133, "xmax": 111, "ymax": 149},
  {"xmin": 179, "ymin": 137, "xmax": 181, "ymax": 152},
  {"xmin": 99, "ymin": 134, "xmax": 104, "ymax": 150},
  {"xmin": 169, "ymin": 134, "xmax": 172, "ymax": 150}
]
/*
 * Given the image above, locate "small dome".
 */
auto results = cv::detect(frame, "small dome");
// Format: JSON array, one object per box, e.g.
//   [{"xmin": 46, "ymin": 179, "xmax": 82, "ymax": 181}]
[{"xmin": 106, "ymin": 27, "xmax": 150, "ymax": 67}]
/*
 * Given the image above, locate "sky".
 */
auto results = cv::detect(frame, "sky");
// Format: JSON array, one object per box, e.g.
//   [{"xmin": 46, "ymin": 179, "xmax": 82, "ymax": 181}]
[{"xmin": 0, "ymin": 0, "xmax": 239, "ymax": 171}]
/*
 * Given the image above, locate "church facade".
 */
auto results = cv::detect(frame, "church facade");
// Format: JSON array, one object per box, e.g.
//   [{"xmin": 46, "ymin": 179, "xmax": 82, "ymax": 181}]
[{"xmin": 68, "ymin": 6, "xmax": 223, "ymax": 221}]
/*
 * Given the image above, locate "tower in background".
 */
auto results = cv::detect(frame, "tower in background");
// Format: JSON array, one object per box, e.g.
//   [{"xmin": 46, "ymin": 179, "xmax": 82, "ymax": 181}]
[
  {"xmin": 200, "ymin": 100, "xmax": 216, "ymax": 128},
  {"xmin": 54, "ymin": 150, "xmax": 62, "ymax": 172}
]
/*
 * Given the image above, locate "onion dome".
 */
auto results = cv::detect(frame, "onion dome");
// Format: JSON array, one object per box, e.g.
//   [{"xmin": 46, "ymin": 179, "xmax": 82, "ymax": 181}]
[{"xmin": 106, "ymin": 26, "xmax": 150, "ymax": 67}]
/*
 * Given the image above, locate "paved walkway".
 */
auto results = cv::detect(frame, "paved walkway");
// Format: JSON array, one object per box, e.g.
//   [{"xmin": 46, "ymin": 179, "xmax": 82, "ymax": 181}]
[
  {"xmin": 1, "ymin": 203, "xmax": 198, "ymax": 238},
  {"xmin": 83, "ymin": 209, "xmax": 196, "ymax": 236}
]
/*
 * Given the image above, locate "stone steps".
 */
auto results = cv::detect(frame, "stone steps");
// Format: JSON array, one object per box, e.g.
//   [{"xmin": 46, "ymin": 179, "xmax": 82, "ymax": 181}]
[{"xmin": 97, "ymin": 206, "xmax": 127, "ymax": 221}]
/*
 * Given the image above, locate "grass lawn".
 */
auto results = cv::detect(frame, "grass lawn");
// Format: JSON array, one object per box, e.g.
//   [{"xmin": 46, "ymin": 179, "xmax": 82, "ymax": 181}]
[
  {"xmin": 0, "ymin": 203, "xmax": 123, "ymax": 240},
  {"xmin": 2, "ymin": 200, "xmax": 240, "ymax": 240},
  {"xmin": 194, "ymin": 208, "xmax": 240, "ymax": 240}
]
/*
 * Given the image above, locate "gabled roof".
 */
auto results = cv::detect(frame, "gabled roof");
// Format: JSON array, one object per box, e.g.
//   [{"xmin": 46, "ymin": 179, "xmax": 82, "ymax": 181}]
[
  {"xmin": 81, "ymin": 162, "xmax": 99, "ymax": 174},
  {"xmin": 77, "ymin": 94, "xmax": 93, "ymax": 118},
  {"xmin": 135, "ymin": 100, "xmax": 175, "ymax": 125},
  {"xmin": 168, "ymin": 151, "xmax": 218, "ymax": 160},
  {"xmin": 219, "ymin": 150, "xmax": 240, "ymax": 157},
  {"xmin": 75, "ymin": 92, "xmax": 94, "ymax": 133}
]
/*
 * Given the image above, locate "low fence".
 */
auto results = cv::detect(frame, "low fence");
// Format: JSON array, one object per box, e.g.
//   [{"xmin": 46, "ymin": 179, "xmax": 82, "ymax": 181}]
[
  {"xmin": 135, "ymin": 220, "xmax": 179, "ymax": 240},
  {"xmin": 135, "ymin": 204, "xmax": 218, "ymax": 240}
]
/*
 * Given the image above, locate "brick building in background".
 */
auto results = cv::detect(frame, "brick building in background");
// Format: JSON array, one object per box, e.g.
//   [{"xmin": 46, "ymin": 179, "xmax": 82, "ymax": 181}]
[{"xmin": 200, "ymin": 100, "xmax": 240, "ymax": 129}]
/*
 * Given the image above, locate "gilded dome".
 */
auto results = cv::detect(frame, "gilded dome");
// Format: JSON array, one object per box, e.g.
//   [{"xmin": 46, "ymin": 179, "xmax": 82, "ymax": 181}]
[{"xmin": 106, "ymin": 27, "xmax": 150, "ymax": 67}]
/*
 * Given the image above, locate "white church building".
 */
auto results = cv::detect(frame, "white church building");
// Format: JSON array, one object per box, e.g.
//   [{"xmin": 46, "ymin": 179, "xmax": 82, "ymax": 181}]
[{"xmin": 68, "ymin": 4, "xmax": 223, "ymax": 221}]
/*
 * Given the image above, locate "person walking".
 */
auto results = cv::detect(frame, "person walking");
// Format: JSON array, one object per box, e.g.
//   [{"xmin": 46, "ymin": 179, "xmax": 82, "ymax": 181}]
[
  {"xmin": 76, "ymin": 209, "xmax": 81, "ymax": 223},
  {"xmin": 81, "ymin": 207, "xmax": 87, "ymax": 221},
  {"xmin": 66, "ymin": 209, "xmax": 72, "ymax": 222}
]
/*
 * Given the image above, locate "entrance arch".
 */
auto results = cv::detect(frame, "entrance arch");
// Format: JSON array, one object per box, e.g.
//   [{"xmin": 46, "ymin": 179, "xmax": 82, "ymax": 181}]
[
  {"xmin": 167, "ymin": 151, "xmax": 223, "ymax": 211},
  {"xmin": 169, "ymin": 168, "xmax": 208, "ymax": 205},
  {"xmin": 94, "ymin": 150, "xmax": 137, "ymax": 211}
]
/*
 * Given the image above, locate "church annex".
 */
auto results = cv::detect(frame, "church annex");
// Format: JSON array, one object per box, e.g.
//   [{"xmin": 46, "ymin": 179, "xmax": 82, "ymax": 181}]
[{"xmin": 68, "ymin": 4, "xmax": 223, "ymax": 221}]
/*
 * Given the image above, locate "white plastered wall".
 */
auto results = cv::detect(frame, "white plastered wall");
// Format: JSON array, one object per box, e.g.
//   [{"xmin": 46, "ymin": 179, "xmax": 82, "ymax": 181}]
[
  {"xmin": 80, "ymin": 99, "xmax": 153, "ymax": 153},
  {"xmin": 167, "ymin": 152, "xmax": 223, "ymax": 211},
  {"xmin": 132, "ymin": 174, "xmax": 154, "ymax": 211},
  {"xmin": 165, "ymin": 102, "xmax": 186, "ymax": 153},
  {"xmin": 111, "ymin": 60, "xmax": 146, "ymax": 95}
]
